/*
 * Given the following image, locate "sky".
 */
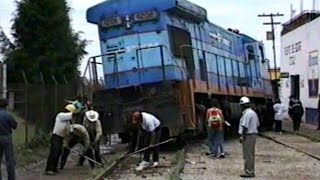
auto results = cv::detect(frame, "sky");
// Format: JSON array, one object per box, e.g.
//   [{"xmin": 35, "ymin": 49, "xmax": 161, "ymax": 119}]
[{"xmin": 0, "ymin": 0, "xmax": 318, "ymax": 74}]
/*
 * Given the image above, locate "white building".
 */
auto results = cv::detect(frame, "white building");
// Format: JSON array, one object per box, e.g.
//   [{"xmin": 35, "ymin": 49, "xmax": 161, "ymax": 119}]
[{"xmin": 280, "ymin": 11, "xmax": 320, "ymax": 125}]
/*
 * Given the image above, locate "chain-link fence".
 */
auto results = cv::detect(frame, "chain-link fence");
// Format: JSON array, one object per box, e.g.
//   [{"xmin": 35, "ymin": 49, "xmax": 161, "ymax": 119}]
[{"xmin": 7, "ymin": 83, "xmax": 78, "ymax": 146}]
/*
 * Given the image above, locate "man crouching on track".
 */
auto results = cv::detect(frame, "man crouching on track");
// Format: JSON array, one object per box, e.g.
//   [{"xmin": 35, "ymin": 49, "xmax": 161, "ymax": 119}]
[
  {"xmin": 131, "ymin": 111, "xmax": 161, "ymax": 171},
  {"xmin": 238, "ymin": 96, "xmax": 259, "ymax": 178},
  {"xmin": 59, "ymin": 124, "xmax": 91, "ymax": 170}
]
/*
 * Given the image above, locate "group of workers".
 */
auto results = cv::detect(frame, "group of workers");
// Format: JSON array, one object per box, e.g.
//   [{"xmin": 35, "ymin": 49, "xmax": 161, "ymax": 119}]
[
  {"xmin": 45, "ymin": 97, "xmax": 103, "ymax": 175},
  {"xmin": 128, "ymin": 96, "xmax": 260, "ymax": 177},
  {"xmin": 41, "ymin": 94, "xmax": 305, "ymax": 177}
]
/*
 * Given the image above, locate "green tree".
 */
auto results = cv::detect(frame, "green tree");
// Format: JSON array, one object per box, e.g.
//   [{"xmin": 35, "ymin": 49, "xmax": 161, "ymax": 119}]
[{"xmin": 5, "ymin": 0, "xmax": 88, "ymax": 84}]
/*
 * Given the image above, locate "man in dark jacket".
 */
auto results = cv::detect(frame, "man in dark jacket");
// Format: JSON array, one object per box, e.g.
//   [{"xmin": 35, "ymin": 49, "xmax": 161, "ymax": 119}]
[
  {"xmin": 288, "ymin": 95, "xmax": 304, "ymax": 132},
  {"xmin": 0, "ymin": 98, "xmax": 17, "ymax": 180}
]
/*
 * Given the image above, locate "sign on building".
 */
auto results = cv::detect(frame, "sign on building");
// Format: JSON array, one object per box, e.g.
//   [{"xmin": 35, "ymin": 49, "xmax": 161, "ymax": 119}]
[
  {"xmin": 280, "ymin": 72, "xmax": 289, "ymax": 78},
  {"xmin": 289, "ymin": 56, "xmax": 296, "ymax": 65},
  {"xmin": 308, "ymin": 50, "xmax": 319, "ymax": 98},
  {"xmin": 266, "ymin": 31, "xmax": 273, "ymax": 40}
]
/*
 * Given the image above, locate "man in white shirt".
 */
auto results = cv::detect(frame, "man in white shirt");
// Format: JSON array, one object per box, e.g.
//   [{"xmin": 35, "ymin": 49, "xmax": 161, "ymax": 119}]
[
  {"xmin": 273, "ymin": 99, "xmax": 286, "ymax": 134},
  {"xmin": 238, "ymin": 96, "xmax": 259, "ymax": 178},
  {"xmin": 45, "ymin": 104, "xmax": 77, "ymax": 175},
  {"xmin": 131, "ymin": 111, "xmax": 161, "ymax": 171}
]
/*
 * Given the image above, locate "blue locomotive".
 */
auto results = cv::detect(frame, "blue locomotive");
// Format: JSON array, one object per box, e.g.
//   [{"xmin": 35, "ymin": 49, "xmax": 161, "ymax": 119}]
[{"xmin": 86, "ymin": 0, "xmax": 274, "ymax": 138}]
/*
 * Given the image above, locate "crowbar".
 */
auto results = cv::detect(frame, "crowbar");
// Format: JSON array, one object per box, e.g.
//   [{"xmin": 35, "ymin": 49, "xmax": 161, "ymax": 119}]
[
  {"xmin": 121, "ymin": 138, "xmax": 175, "ymax": 159},
  {"xmin": 70, "ymin": 148, "xmax": 104, "ymax": 167}
]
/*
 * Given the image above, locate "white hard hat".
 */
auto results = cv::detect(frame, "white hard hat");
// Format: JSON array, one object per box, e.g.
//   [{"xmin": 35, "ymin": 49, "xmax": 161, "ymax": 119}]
[
  {"xmin": 239, "ymin": 96, "xmax": 250, "ymax": 105},
  {"xmin": 85, "ymin": 110, "xmax": 99, "ymax": 122}
]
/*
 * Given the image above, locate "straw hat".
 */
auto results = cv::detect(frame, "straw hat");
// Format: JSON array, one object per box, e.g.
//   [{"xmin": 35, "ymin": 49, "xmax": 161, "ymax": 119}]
[{"xmin": 85, "ymin": 110, "xmax": 99, "ymax": 122}]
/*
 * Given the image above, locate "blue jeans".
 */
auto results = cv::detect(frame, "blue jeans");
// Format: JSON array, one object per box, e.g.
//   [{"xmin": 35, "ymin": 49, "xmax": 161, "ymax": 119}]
[
  {"xmin": 0, "ymin": 135, "xmax": 15, "ymax": 180},
  {"xmin": 207, "ymin": 130, "xmax": 224, "ymax": 155}
]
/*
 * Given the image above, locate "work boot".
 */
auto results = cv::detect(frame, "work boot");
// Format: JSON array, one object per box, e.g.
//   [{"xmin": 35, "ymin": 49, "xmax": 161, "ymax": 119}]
[
  {"xmin": 240, "ymin": 173, "xmax": 255, "ymax": 178},
  {"xmin": 151, "ymin": 162, "xmax": 159, "ymax": 168},
  {"xmin": 45, "ymin": 171, "xmax": 56, "ymax": 176},
  {"xmin": 219, "ymin": 153, "xmax": 225, "ymax": 158},
  {"xmin": 135, "ymin": 161, "xmax": 150, "ymax": 171}
]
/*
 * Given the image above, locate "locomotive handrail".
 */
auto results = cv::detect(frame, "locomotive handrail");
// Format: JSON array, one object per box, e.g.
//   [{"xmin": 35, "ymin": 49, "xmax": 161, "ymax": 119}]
[
  {"xmin": 135, "ymin": 44, "xmax": 189, "ymax": 75},
  {"xmin": 178, "ymin": 44, "xmax": 272, "ymax": 95},
  {"xmin": 83, "ymin": 44, "xmax": 190, "ymax": 88},
  {"xmin": 179, "ymin": 44, "xmax": 261, "ymax": 64},
  {"xmin": 134, "ymin": 44, "xmax": 190, "ymax": 82}
]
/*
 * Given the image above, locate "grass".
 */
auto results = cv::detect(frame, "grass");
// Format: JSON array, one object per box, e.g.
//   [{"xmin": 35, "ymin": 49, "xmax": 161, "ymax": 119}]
[{"xmin": 11, "ymin": 112, "xmax": 36, "ymax": 148}]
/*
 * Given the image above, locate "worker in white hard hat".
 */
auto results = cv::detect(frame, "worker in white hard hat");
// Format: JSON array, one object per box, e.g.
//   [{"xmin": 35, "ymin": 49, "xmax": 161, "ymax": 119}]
[
  {"xmin": 238, "ymin": 96, "xmax": 259, "ymax": 178},
  {"xmin": 77, "ymin": 110, "xmax": 103, "ymax": 168},
  {"xmin": 45, "ymin": 104, "xmax": 78, "ymax": 175}
]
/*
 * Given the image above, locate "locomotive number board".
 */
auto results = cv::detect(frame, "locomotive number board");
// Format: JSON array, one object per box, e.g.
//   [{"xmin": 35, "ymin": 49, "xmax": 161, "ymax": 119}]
[
  {"xmin": 101, "ymin": 16, "xmax": 122, "ymax": 28},
  {"xmin": 133, "ymin": 11, "xmax": 158, "ymax": 22}
]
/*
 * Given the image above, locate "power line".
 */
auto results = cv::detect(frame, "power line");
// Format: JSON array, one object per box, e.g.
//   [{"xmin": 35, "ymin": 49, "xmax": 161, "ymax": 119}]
[{"xmin": 258, "ymin": 13, "xmax": 284, "ymax": 99}]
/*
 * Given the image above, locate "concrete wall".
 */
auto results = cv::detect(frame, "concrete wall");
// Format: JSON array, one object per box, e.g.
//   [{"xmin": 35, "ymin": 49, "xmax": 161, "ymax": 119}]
[{"xmin": 280, "ymin": 17, "xmax": 320, "ymax": 125}]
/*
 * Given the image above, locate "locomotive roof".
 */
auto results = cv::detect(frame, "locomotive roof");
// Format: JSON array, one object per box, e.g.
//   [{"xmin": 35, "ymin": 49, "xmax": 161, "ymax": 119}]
[
  {"xmin": 87, "ymin": 0, "xmax": 262, "ymax": 44},
  {"xmin": 87, "ymin": 0, "xmax": 207, "ymax": 24}
]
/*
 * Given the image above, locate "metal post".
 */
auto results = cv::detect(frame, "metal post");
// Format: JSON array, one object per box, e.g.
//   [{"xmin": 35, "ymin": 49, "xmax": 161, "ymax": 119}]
[
  {"xmin": 2, "ymin": 63, "xmax": 6, "ymax": 99},
  {"xmin": 160, "ymin": 46, "xmax": 166, "ymax": 81},
  {"xmin": 270, "ymin": 15, "xmax": 278, "ymax": 82},
  {"xmin": 92, "ymin": 57, "xmax": 98, "ymax": 84},
  {"xmin": 21, "ymin": 70, "xmax": 29, "ymax": 147},
  {"xmin": 258, "ymin": 13, "xmax": 283, "ymax": 99}
]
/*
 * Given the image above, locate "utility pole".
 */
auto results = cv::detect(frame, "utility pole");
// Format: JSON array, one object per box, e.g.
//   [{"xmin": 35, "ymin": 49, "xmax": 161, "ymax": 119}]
[{"xmin": 258, "ymin": 13, "xmax": 284, "ymax": 98}]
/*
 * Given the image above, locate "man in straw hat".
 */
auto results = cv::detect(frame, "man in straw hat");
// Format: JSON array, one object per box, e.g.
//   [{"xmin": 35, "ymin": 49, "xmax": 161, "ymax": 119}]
[
  {"xmin": 78, "ymin": 110, "xmax": 103, "ymax": 167},
  {"xmin": 45, "ymin": 104, "xmax": 77, "ymax": 175}
]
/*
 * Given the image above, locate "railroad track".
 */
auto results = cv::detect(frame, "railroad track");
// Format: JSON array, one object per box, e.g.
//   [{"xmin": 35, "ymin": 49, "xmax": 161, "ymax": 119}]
[
  {"xmin": 94, "ymin": 132, "xmax": 320, "ymax": 180},
  {"xmin": 259, "ymin": 133, "xmax": 320, "ymax": 161},
  {"xmin": 98, "ymin": 149, "xmax": 183, "ymax": 180}
]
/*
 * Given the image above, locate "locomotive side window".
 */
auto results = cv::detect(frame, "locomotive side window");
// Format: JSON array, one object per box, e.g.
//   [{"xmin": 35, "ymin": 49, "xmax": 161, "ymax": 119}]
[
  {"xmin": 168, "ymin": 25, "xmax": 192, "ymax": 58},
  {"xmin": 168, "ymin": 25, "xmax": 195, "ymax": 77},
  {"xmin": 246, "ymin": 45, "xmax": 255, "ymax": 60},
  {"xmin": 259, "ymin": 45, "xmax": 265, "ymax": 61}
]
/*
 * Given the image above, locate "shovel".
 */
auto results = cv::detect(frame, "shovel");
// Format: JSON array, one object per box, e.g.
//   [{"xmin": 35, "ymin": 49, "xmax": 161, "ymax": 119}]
[
  {"xmin": 70, "ymin": 148, "xmax": 104, "ymax": 167},
  {"xmin": 121, "ymin": 138, "xmax": 175, "ymax": 160}
]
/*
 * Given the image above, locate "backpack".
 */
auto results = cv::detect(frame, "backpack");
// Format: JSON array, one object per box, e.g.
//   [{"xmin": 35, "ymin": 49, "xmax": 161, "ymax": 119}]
[
  {"xmin": 207, "ymin": 108, "xmax": 223, "ymax": 129},
  {"xmin": 292, "ymin": 102, "xmax": 304, "ymax": 116}
]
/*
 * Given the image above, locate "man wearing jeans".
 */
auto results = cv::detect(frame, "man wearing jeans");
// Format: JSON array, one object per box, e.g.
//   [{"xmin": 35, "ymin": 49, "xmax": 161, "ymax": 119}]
[
  {"xmin": 206, "ymin": 99, "xmax": 226, "ymax": 158},
  {"xmin": 239, "ymin": 96, "xmax": 259, "ymax": 178},
  {"xmin": 0, "ymin": 98, "xmax": 17, "ymax": 180},
  {"xmin": 131, "ymin": 111, "xmax": 161, "ymax": 171}
]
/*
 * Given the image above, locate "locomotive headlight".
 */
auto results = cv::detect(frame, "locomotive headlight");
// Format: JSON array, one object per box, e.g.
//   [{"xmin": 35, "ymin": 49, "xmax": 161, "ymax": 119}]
[
  {"xmin": 125, "ymin": 15, "xmax": 130, "ymax": 21},
  {"xmin": 125, "ymin": 15, "xmax": 132, "ymax": 29}
]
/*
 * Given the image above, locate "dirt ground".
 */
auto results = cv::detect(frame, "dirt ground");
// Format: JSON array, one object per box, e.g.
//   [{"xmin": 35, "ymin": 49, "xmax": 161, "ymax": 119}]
[
  {"xmin": 1, "ymin": 141, "xmax": 127, "ymax": 180},
  {"xmin": 181, "ymin": 134, "xmax": 320, "ymax": 180},
  {"xmin": 2, "ymin": 131, "xmax": 320, "ymax": 179}
]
